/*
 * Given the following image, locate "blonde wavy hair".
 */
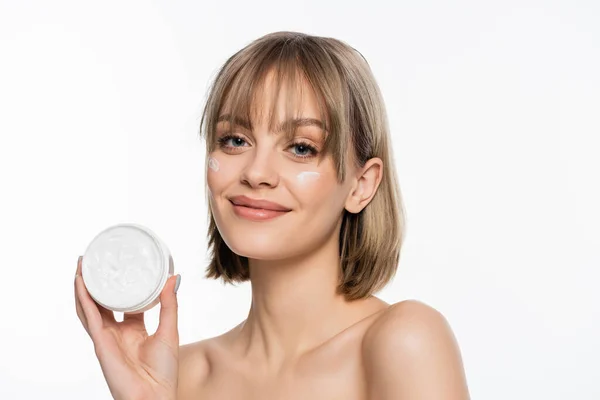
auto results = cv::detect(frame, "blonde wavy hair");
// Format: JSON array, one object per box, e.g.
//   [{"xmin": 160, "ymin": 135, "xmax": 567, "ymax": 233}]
[{"xmin": 199, "ymin": 31, "xmax": 407, "ymax": 300}]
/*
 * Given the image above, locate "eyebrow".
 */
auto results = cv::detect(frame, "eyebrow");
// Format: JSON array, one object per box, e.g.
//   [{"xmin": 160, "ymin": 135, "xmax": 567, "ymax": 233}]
[{"xmin": 216, "ymin": 113, "xmax": 326, "ymax": 133}]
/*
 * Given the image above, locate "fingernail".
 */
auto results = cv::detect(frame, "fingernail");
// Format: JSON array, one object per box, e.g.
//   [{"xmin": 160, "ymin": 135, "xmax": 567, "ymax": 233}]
[{"xmin": 174, "ymin": 274, "xmax": 181, "ymax": 294}]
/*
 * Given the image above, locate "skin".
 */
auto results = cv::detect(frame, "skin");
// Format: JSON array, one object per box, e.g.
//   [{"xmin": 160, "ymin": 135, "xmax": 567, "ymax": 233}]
[{"xmin": 75, "ymin": 70, "xmax": 470, "ymax": 399}]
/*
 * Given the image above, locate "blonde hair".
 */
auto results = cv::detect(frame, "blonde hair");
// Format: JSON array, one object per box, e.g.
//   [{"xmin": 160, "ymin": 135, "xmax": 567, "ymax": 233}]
[{"xmin": 199, "ymin": 31, "xmax": 407, "ymax": 300}]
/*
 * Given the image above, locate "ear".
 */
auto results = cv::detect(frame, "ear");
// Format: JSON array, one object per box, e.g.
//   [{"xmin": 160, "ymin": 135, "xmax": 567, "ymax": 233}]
[{"xmin": 345, "ymin": 157, "xmax": 383, "ymax": 214}]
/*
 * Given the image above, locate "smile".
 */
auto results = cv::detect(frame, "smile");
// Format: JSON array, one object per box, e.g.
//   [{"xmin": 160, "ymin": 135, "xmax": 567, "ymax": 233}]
[
  {"xmin": 231, "ymin": 204, "xmax": 290, "ymax": 221},
  {"xmin": 229, "ymin": 195, "xmax": 292, "ymax": 221}
]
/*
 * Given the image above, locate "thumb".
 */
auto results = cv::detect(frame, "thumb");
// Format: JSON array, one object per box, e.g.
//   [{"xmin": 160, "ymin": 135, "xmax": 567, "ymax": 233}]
[{"xmin": 155, "ymin": 274, "xmax": 181, "ymax": 345}]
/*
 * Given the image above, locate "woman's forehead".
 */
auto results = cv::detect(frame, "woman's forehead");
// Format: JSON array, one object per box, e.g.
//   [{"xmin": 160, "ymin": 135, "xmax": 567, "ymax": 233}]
[{"xmin": 224, "ymin": 67, "xmax": 325, "ymax": 119}]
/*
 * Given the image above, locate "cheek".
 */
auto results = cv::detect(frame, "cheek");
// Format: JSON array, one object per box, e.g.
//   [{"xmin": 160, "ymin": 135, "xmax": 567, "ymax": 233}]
[
  {"xmin": 208, "ymin": 157, "xmax": 220, "ymax": 172},
  {"xmin": 288, "ymin": 171, "xmax": 341, "ymax": 208},
  {"xmin": 295, "ymin": 171, "xmax": 321, "ymax": 186},
  {"xmin": 206, "ymin": 156, "xmax": 228, "ymax": 196}
]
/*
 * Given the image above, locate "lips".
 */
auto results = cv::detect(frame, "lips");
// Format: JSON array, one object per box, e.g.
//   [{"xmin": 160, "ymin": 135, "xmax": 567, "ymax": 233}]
[
  {"xmin": 229, "ymin": 196, "xmax": 291, "ymax": 211},
  {"xmin": 229, "ymin": 195, "xmax": 291, "ymax": 221}
]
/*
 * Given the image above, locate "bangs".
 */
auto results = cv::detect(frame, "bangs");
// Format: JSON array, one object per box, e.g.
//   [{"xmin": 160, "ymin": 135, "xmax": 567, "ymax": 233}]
[{"xmin": 200, "ymin": 34, "xmax": 351, "ymax": 181}]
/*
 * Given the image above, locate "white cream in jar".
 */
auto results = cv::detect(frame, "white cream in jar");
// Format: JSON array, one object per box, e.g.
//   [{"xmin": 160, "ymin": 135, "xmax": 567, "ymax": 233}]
[{"xmin": 81, "ymin": 223, "xmax": 174, "ymax": 313}]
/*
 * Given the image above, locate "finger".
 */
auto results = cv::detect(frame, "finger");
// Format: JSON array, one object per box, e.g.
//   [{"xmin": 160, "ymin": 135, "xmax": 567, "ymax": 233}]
[
  {"xmin": 75, "ymin": 256, "xmax": 89, "ymax": 332},
  {"xmin": 74, "ymin": 255, "xmax": 107, "ymax": 339},
  {"xmin": 155, "ymin": 274, "xmax": 180, "ymax": 346}
]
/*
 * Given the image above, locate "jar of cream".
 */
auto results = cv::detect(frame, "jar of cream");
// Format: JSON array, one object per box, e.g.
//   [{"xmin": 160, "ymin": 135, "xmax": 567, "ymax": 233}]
[{"xmin": 81, "ymin": 223, "xmax": 174, "ymax": 314}]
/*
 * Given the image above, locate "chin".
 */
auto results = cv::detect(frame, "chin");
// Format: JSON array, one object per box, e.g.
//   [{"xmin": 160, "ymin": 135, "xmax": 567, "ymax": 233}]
[
  {"xmin": 223, "ymin": 235, "xmax": 290, "ymax": 260},
  {"xmin": 214, "ymin": 220, "xmax": 287, "ymax": 260}
]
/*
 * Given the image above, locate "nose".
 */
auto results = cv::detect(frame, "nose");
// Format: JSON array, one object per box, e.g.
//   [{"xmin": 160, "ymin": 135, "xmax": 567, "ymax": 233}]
[{"xmin": 240, "ymin": 145, "xmax": 280, "ymax": 189}]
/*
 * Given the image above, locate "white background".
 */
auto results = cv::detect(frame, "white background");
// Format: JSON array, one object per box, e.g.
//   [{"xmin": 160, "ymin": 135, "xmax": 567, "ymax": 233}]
[{"xmin": 1, "ymin": 0, "xmax": 598, "ymax": 398}]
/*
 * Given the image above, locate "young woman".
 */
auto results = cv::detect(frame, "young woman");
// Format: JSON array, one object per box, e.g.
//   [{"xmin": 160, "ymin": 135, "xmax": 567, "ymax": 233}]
[{"xmin": 75, "ymin": 31, "xmax": 470, "ymax": 399}]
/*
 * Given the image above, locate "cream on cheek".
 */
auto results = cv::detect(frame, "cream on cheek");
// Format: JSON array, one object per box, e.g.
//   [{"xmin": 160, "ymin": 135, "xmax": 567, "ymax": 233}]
[
  {"xmin": 207, "ymin": 155, "xmax": 243, "ymax": 194},
  {"xmin": 295, "ymin": 171, "xmax": 321, "ymax": 185},
  {"xmin": 206, "ymin": 156, "xmax": 223, "ymax": 199},
  {"xmin": 209, "ymin": 153, "xmax": 328, "ymax": 202},
  {"xmin": 208, "ymin": 156, "xmax": 220, "ymax": 172},
  {"xmin": 287, "ymin": 169, "xmax": 349, "ymax": 222},
  {"xmin": 288, "ymin": 166, "xmax": 351, "ymax": 215},
  {"xmin": 280, "ymin": 169, "xmax": 326, "ymax": 206}
]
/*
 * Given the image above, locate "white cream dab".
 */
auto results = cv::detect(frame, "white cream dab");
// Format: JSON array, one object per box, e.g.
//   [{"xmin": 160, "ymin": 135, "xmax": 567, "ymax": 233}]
[
  {"xmin": 208, "ymin": 157, "xmax": 220, "ymax": 172},
  {"xmin": 296, "ymin": 171, "xmax": 321, "ymax": 184}
]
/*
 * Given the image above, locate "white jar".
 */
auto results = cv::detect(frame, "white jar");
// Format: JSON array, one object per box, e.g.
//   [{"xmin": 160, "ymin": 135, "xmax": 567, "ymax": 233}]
[{"xmin": 81, "ymin": 223, "xmax": 174, "ymax": 314}]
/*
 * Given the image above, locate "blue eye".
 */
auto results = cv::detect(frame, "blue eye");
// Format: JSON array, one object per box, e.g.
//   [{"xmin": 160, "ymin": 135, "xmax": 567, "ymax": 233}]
[
  {"xmin": 216, "ymin": 134, "xmax": 318, "ymax": 160},
  {"xmin": 217, "ymin": 134, "xmax": 248, "ymax": 148},
  {"xmin": 291, "ymin": 144, "xmax": 312, "ymax": 156}
]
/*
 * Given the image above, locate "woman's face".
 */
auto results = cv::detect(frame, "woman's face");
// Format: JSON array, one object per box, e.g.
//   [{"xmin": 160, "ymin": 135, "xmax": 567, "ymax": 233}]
[{"xmin": 206, "ymin": 74, "xmax": 356, "ymax": 261}]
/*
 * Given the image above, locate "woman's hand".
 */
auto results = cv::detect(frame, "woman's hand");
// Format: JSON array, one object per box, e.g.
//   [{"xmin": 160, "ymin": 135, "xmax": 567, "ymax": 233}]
[{"xmin": 74, "ymin": 256, "xmax": 181, "ymax": 400}]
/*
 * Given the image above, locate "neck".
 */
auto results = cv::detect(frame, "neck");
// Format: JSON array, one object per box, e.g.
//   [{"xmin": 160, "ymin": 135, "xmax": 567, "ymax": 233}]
[{"xmin": 235, "ymin": 229, "xmax": 355, "ymax": 369}]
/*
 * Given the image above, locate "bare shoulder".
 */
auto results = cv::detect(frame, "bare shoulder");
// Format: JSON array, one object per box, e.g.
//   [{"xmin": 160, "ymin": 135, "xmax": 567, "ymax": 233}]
[
  {"xmin": 362, "ymin": 300, "xmax": 470, "ymax": 399},
  {"xmin": 363, "ymin": 299, "xmax": 451, "ymax": 344},
  {"xmin": 177, "ymin": 323, "xmax": 243, "ymax": 399},
  {"xmin": 178, "ymin": 332, "xmax": 231, "ymax": 399},
  {"xmin": 177, "ymin": 339, "xmax": 212, "ymax": 396}
]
